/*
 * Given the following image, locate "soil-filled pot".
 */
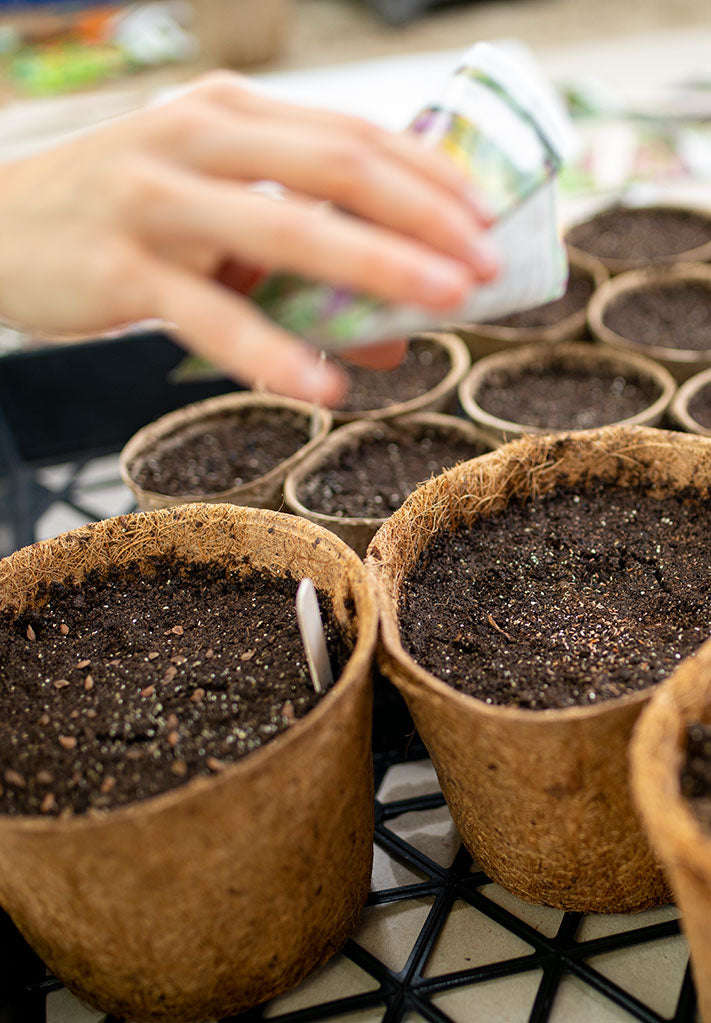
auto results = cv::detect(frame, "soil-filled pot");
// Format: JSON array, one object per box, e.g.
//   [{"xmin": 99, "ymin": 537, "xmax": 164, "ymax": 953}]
[
  {"xmin": 367, "ymin": 425, "xmax": 711, "ymax": 912},
  {"xmin": 630, "ymin": 639, "xmax": 711, "ymax": 1023},
  {"xmin": 670, "ymin": 366, "xmax": 711, "ymax": 436},
  {"xmin": 329, "ymin": 333, "xmax": 470, "ymax": 425},
  {"xmin": 588, "ymin": 263, "xmax": 711, "ymax": 383},
  {"xmin": 284, "ymin": 413, "xmax": 493, "ymax": 558},
  {"xmin": 565, "ymin": 203, "xmax": 711, "ymax": 275},
  {"xmin": 120, "ymin": 391, "xmax": 331, "ymax": 512},
  {"xmin": 0, "ymin": 504, "xmax": 377, "ymax": 1022},
  {"xmin": 458, "ymin": 340, "xmax": 675, "ymax": 444},
  {"xmin": 452, "ymin": 248, "xmax": 608, "ymax": 360}
]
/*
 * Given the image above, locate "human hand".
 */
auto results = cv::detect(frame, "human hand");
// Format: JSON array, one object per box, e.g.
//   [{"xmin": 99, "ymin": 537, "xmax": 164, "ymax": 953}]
[{"xmin": 0, "ymin": 73, "xmax": 498, "ymax": 404}]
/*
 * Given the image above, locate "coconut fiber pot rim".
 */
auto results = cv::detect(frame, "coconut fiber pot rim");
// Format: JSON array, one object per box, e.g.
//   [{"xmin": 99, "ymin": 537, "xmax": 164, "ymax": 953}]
[
  {"xmin": 448, "ymin": 246, "xmax": 609, "ymax": 348},
  {"xmin": 671, "ymin": 366, "xmax": 711, "ymax": 437},
  {"xmin": 565, "ymin": 202, "xmax": 711, "ymax": 275},
  {"xmin": 457, "ymin": 340, "xmax": 676, "ymax": 442},
  {"xmin": 284, "ymin": 412, "xmax": 495, "ymax": 535},
  {"xmin": 119, "ymin": 391, "xmax": 332, "ymax": 508},
  {"xmin": 331, "ymin": 332, "xmax": 471, "ymax": 424},
  {"xmin": 588, "ymin": 262, "xmax": 711, "ymax": 378},
  {"xmin": 368, "ymin": 424, "xmax": 711, "ymax": 727},
  {"xmin": 0, "ymin": 503, "xmax": 379, "ymax": 836}
]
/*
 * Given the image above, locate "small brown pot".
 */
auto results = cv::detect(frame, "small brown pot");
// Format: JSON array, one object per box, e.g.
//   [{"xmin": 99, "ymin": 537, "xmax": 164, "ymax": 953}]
[
  {"xmin": 284, "ymin": 413, "xmax": 493, "ymax": 558},
  {"xmin": 451, "ymin": 248, "xmax": 608, "ymax": 360},
  {"xmin": 332, "ymin": 332, "xmax": 471, "ymax": 425},
  {"xmin": 367, "ymin": 425, "xmax": 711, "ymax": 912},
  {"xmin": 458, "ymin": 340, "xmax": 675, "ymax": 445},
  {"xmin": 565, "ymin": 203, "xmax": 711, "ymax": 275},
  {"xmin": 588, "ymin": 263, "xmax": 711, "ymax": 383},
  {"xmin": 0, "ymin": 504, "xmax": 378, "ymax": 1022},
  {"xmin": 119, "ymin": 391, "xmax": 331, "ymax": 512},
  {"xmin": 631, "ymin": 640, "xmax": 711, "ymax": 1023},
  {"xmin": 670, "ymin": 366, "xmax": 711, "ymax": 436}
]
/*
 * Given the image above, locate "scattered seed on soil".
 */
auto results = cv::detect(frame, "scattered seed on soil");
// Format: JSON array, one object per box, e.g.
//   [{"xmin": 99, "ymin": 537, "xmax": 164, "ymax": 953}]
[
  {"xmin": 53, "ymin": 679, "xmax": 70, "ymax": 690},
  {"xmin": 5, "ymin": 770, "xmax": 25, "ymax": 788},
  {"xmin": 485, "ymin": 263, "xmax": 595, "ymax": 329},
  {"xmin": 298, "ymin": 422, "xmax": 489, "ymax": 519},
  {"xmin": 603, "ymin": 281, "xmax": 711, "ymax": 351},
  {"xmin": 681, "ymin": 722, "xmax": 711, "ymax": 831},
  {"xmin": 40, "ymin": 793, "xmax": 56, "ymax": 814},
  {"xmin": 0, "ymin": 561, "xmax": 347, "ymax": 815},
  {"xmin": 77, "ymin": 659, "xmax": 90, "ymax": 669},
  {"xmin": 26, "ymin": 625, "xmax": 35, "ymax": 642},
  {"xmin": 84, "ymin": 676, "xmax": 94, "ymax": 691},
  {"xmin": 131, "ymin": 406, "xmax": 312, "ymax": 497},
  {"xmin": 475, "ymin": 359, "xmax": 658, "ymax": 430},
  {"xmin": 59, "ymin": 624, "xmax": 69, "ymax": 636},
  {"xmin": 400, "ymin": 481, "xmax": 711, "ymax": 709},
  {"xmin": 206, "ymin": 756, "xmax": 225, "ymax": 773},
  {"xmin": 331, "ymin": 337, "xmax": 451, "ymax": 413},
  {"xmin": 566, "ymin": 207, "xmax": 711, "ymax": 264}
]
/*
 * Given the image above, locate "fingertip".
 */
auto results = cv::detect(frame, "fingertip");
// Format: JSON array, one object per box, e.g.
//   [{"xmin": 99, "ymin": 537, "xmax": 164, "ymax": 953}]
[
  {"xmin": 296, "ymin": 357, "xmax": 348, "ymax": 406},
  {"xmin": 342, "ymin": 338, "xmax": 407, "ymax": 370}
]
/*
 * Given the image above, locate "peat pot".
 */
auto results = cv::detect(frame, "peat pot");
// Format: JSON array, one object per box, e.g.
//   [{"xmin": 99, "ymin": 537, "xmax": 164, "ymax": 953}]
[
  {"xmin": 452, "ymin": 247, "xmax": 608, "ymax": 360},
  {"xmin": 331, "ymin": 332, "xmax": 470, "ymax": 425},
  {"xmin": 458, "ymin": 340, "xmax": 675, "ymax": 445},
  {"xmin": 631, "ymin": 640, "xmax": 711, "ymax": 1023},
  {"xmin": 670, "ymin": 366, "xmax": 711, "ymax": 436},
  {"xmin": 120, "ymin": 391, "xmax": 331, "ymax": 512},
  {"xmin": 284, "ymin": 413, "xmax": 493, "ymax": 558},
  {"xmin": 367, "ymin": 425, "xmax": 711, "ymax": 912},
  {"xmin": 0, "ymin": 504, "xmax": 378, "ymax": 1022},
  {"xmin": 588, "ymin": 263, "xmax": 711, "ymax": 383},
  {"xmin": 565, "ymin": 203, "xmax": 711, "ymax": 275}
]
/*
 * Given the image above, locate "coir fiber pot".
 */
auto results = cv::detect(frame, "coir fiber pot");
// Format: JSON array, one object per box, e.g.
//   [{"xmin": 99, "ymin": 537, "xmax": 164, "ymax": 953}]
[
  {"xmin": 0, "ymin": 504, "xmax": 377, "ymax": 1022},
  {"xmin": 565, "ymin": 203, "xmax": 711, "ymax": 275},
  {"xmin": 284, "ymin": 413, "xmax": 493, "ymax": 558},
  {"xmin": 331, "ymin": 332, "xmax": 470, "ymax": 425},
  {"xmin": 365, "ymin": 425, "xmax": 711, "ymax": 912},
  {"xmin": 120, "ymin": 391, "xmax": 331, "ymax": 512},
  {"xmin": 458, "ymin": 340, "xmax": 675, "ymax": 445},
  {"xmin": 588, "ymin": 262, "xmax": 711, "ymax": 383},
  {"xmin": 451, "ymin": 247, "xmax": 608, "ymax": 361},
  {"xmin": 630, "ymin": 639, "xmax": 711, "ymax": 1023},
  {"xmin": 670, "ymin": 366, "xmax": 711, "ymax": 437}
]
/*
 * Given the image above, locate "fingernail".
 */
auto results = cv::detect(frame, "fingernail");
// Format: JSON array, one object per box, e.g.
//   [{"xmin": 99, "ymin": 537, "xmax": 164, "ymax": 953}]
[
  {"xmin": 465, "ymin": 189, "xmax": 496, "ymax": 226},
  {"xmin": 418, "ymin": 260, "xmax": 468, "ymax": 307},
  {"xmin": 468, "ymin": 234, "xmax": 500, "ymax": 281},
  {"xmin": 299, "ymin": 359, "xmax": 346, "ymax": 405}
]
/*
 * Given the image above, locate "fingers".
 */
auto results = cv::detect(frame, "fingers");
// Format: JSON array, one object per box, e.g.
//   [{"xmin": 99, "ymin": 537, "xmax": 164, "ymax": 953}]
[
  {"xmin": 147, "ymin": 260, "xmax": 348, "ymax": 405},
  {"xmin": 151, "ymin": 104, "xmax": 498, "ymax": 282},
  {"xmin": 340, "ymin": 339, "xmax": 408, "ymax": 369}
]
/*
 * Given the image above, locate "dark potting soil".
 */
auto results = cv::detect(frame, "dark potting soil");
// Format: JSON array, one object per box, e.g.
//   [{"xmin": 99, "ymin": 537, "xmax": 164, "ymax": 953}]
[
  {"xmin": 602, "ymin": 281, "xmax": 711, "ymax": 352},
  {"xmin": 601, "ymin": 282, "xmax": 711, "ymax": 353},
  {"xmin": 132, "ymin": 406, "xmax": 311, "ymax": 496},
  {"xmin": 681, "ymin": 723, "xmax": 711, "ymax": 831},
  {"xmin": 0, "ymin": 560, "xmax": 348, "ymax": 816},
  {"xmin": 333, "ymin": 337, "xmax": 451, "ymax": 413},
  {"xmin": 485, "ymin": 263, "xmax": 595, "ymax": 329},
  {"xmin": 399, "ymin": 481, "xmax": 711, "ymax": 709},
  {"xmin": 475, "ymin": 360, "xmax": 658, "ymax": 430},
  {"xmin": 566, "ymin": 207, "xmax": 711, "ymax": 264},
  {"xmin": 298, "ymin": 423, "xmax": 489, "ymax": 519},
  {"xmin": 688, "ymin": 383, "xmax": 711, "ymax": 430}
]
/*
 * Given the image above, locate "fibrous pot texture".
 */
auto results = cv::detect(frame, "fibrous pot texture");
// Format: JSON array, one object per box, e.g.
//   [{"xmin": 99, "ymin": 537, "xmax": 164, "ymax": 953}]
[
  {"xmin": 671, "ymin": 366, "xmax": 711, "ymax": 437},
  {"xmin": 366, "ymin": 425, "xmax": 711, "ymax": 912},
  {"xmin": 565, "ymin": 203, "xmax": 711, "ymax": 275},
  {"xmin": 458, "ymin": 340, "xmax": 676, "ymax": 444},
  {"xmin": 451, "ymin": 247, "xmax": 608, "ymax": 360},
  {"xmin": 284, "ymin": 413, "xmax": 493, "ymax": 557},
  {"xmin": 119, "ymin": 391, "xmax": 331, "ymax": 512},
  {"xmin": 631, "ymin": 640, "xmax": 711, "ymax": 1023},
  {"xmin": 0, "ymin": 504, "xmax": 377, "ymax": 1022},
  {"xmin": 331, "ymin": 332, "xmax": 471, "ymax": 424},
  {"xmin": 588, "ymin": 262, "xmax": 711, "ymax": 382}
]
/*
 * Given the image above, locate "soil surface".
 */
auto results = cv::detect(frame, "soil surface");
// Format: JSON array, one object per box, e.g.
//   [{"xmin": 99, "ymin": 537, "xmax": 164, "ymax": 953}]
[
  {"xmin": 332, "ymin": 337, "xmax": 451, "ymax": 413},
  {"xmin": 298, "ymin": 423, "xmax": 489, "ymax": 518},
  {"xmin": 400, "ymin": 481, "xmax": 711, "ymax": 709},
  {"xmin": 475, "ymin": 359, "xmax": 659, "ymax": 430},
  {"xmin": 132, "ymin": 406, "xmax": 312, "ymax": 496},
  {"xmin": 681, "ymin": 723, "xmax": 711, "ymax": 831},
  {"xmin": 688, "ymin": 383, "xmax": 711, "ymax": 430},
  {"xmin": 485, "ymin": 263, "xmax": 595, "ymax": 329},
  {"xmin": 566, "ymin": 207, "xmax": 711, "ymax": 264},
  {"xmin": 0, "ymin": 560, "xmax": 347, "ymax": 815},
  {"xmin": 602, "ymin": 281, "xmax": 711, "ymax": 352}
]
